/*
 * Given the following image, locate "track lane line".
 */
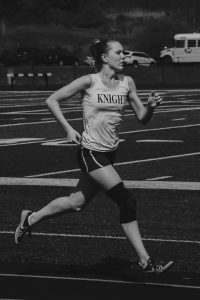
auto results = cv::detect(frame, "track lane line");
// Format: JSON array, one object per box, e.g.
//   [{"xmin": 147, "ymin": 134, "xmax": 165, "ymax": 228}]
[
  {"xmin": 25, "ymin": 151, "xmax": 200, "ymax": 178},
  {"xmin": 1, "ymin": 230, "xmax": 200, "ymax": 245},
  {"xmin": 1, "ymin": 177, "xmax": 200, "ymax": 190},
  {"xmin": 0, "ymin": 272, "xmax": 200, "ymax": 290}
]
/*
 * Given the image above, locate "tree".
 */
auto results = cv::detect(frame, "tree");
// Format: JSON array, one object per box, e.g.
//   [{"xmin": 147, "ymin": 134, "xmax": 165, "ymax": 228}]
[
  {"xmin": 76, "ymin": 5, "xmax": 107, "ymax": 28},
  {"xmin": 170, "ymin": 0, "xmax": 200, "ymax": 31}
]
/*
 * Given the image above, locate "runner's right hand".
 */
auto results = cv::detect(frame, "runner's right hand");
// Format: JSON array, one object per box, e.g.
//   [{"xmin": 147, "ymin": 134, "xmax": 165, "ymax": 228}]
[{"xmin": 66, "ymin": 127, "xmax": 81, "ymax": 145}]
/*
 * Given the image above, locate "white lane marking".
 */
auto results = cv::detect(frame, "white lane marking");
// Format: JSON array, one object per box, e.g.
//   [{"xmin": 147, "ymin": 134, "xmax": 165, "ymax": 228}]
[
  {"xmin": 0, "ymin": 107, "xmax": 82, "ymax": 115},
  {"xmin": 0, "ymin": 138, "xmax": 41, "ymax": 143},
  {"xmin": 156, "ymin": 107, "xmax": 200, "ymax": 113},
  {"xmin": 120, "ymin": 123, "xmax": 200, "ymax": 135},
  {"xmin": 136, "ymin": 139, "xmax": 183, "ymax": 143},
  {"xmin": 0, "ymin": 90, "xmax": 53, "ymax": 94},
  {"xmin": 2, "ymin": 230, "xmax": 200, "ymax": 245},
  {"xmin": 0, "ymin": 120, "xmax": 54, "ymax": 127},
  {"xmin": 26, "ymin": 151, "xmax": 200, "ymax": 178},
  {"xmin": 0, "ymin": 102, "xmax": 197, "ymax": 113},
  {"xmin": 0, "ymin": 117, "xmax": 82, "ymax": 128},
  {"xmin": 1, "ymin": 89, "xmax": 200, "ymax": 93},
  {"xmin": 146, "ymin": 176, "xmax": 172, "ymax": 181},
  {"xmin": 0, "ymin": 177, "xmax": 78, "ymax": 186},
  {"xmin": 125, "ymin": 107, "xmax": 200, "ymax": 117},
  {"xmin": 42, "ymin": 140, "xmax": 78, "ymax": 146},
  {"xmin": 1, "ymin": 103, "xmax": 200, "ymax": 127},
  {"xmin": 41, "ymin": 138, "xmax": 125, "ymax": 147},
  {"xmin": 115, "ymin": 152, "xmax": 200, "ymax": 167},
  {"xmin": 172, "ymin": 118, "xmax": 186, "ymax": 121},
  {"xmin": 124, "ymin": 180, "xmax": 200, "ymax": 190},
  {"xmin": 1, "ymin": 177, "xmax": 200, "ymax": 190},
  {"xmin": 0, "ymin": 138, "xmax": 44, "ymax": 146},
  {"xmin": 0, "ymin": 272, "xmax": 200, "ymax": 290}
]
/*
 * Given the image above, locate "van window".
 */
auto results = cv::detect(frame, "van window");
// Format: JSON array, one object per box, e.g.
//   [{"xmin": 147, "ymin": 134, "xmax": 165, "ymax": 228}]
[
  {"xmin": 188, "ymin": 40, "xmax": 196, "ymax": 47},
  {"xmin": 197, "ymin": 40, "xmax": 200, "ymax": 47},
  {"xmin": 175, "ymin": 40, "xmax": 185, "ymax": 48}
]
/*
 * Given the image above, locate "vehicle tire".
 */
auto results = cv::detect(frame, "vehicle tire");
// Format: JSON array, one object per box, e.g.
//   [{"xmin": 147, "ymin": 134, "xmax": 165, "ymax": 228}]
[
  {"xmin": 161, "ymin": 56, "xmax": 173, "ymax": 65},
  {"xmin": 133, "ymin": 61, "xmax": 139, "ymax": 68},
  {"xmin": 149, "ymin": 62, "xmax": 156, "ymax": 68}
]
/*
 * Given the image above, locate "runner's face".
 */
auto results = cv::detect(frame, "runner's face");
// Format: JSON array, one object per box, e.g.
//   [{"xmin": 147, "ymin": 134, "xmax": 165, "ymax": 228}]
[{"xmin": 104, "ymin": 41, "xmax": 125, "ymax": 71}]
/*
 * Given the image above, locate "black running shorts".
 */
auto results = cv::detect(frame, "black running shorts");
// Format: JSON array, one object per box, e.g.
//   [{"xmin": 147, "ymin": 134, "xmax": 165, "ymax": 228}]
[{"xmin": 77, "ymin": 146, "xmax": 116, "ymax": 174}]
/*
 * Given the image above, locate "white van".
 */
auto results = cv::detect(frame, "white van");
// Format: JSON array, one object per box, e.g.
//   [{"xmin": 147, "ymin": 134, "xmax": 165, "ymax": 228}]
[{"xmin": 160, "ymin": 33, "xmax": 200, "ymax": 64}]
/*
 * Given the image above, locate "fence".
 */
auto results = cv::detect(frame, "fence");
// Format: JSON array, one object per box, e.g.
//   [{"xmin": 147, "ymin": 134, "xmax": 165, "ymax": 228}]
[
  {"xmin": 1, "ymin": 64, "xmax": 200, "ymax": 90},
  {"xmin": 7, "ymin": 72, "xmax": 52, "ymax": 90}
]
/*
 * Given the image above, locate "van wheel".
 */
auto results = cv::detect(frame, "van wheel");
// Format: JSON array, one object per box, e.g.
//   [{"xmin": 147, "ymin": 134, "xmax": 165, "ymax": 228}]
[
  {"xmin": 161, "ymin": 56, "xmax": 173, "ymax": 65},
  {"xmin": 133, "ymin": 61, "xmax": 139, "ymax": 68}
]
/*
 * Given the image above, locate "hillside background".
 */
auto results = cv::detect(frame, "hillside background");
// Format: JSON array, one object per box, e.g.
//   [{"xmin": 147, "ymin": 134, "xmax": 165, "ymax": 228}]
[{"xmin": 0, "ymin": 0, "xmax": 199, "ymax": 60}]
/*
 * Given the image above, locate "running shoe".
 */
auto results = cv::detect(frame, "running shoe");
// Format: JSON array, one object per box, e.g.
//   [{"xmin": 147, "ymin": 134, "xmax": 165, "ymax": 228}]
[
  {"xmin": 139, "ymin": 257, "xmax": 174, "ymax": 274},
  {"xmin": 14, "ymin": 210, "xmax": 32, "ymax": 244}
]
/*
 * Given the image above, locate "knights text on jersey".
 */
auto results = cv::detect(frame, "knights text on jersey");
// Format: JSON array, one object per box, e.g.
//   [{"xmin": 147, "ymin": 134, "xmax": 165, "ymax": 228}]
[{"xmin": 81, "ymin": 73, "xmax": 129, "ymax": 151}]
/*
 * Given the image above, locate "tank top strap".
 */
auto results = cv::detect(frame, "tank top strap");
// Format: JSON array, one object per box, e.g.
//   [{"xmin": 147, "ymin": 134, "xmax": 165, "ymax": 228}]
[
  {"xmin": 87, "ymin": 73, "xmax": 99, "ymax": 89},
  {"xmin": 118, "ymin": 74, "xmax": 129, "ymax": 90}
]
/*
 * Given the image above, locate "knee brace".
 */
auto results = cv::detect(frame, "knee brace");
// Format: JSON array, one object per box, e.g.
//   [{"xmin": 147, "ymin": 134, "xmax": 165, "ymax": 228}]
[{"xmin": 106, "ymin": 182, "xmax": 137, "ymax": 224}]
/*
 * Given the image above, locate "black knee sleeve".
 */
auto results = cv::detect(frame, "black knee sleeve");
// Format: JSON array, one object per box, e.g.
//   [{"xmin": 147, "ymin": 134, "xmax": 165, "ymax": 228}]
[{"xmin": 106, "ymin": 182, "xmax": 137, "ymax": 224}]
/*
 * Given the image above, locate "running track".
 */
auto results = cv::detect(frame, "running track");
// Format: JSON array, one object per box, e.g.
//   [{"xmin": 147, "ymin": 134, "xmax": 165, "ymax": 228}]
[{"xmin": 1, "ymin": 89, "xmax": 200, "ymax": 298}]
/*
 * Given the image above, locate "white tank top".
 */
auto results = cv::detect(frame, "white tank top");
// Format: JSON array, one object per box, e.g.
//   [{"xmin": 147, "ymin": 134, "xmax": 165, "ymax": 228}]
[{"xmin": 81, "ymin": 73, "xmax": 129, "ymax": 151}]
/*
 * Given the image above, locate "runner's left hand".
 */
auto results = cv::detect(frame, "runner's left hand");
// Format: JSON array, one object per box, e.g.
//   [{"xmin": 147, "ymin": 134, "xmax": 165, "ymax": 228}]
[{"xmin": 147, "ymin": 91, "xmax": 163, "ymax": 108}]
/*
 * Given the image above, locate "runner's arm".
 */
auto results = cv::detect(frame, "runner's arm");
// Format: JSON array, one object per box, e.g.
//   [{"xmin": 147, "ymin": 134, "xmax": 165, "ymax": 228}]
[
  {"xmin": 126, "ymin": 76, "xmax": 161, "ymax": 124},
  {"xmin": 45, "ymin": 75, "xmax": 92, "ymax": 144}
]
